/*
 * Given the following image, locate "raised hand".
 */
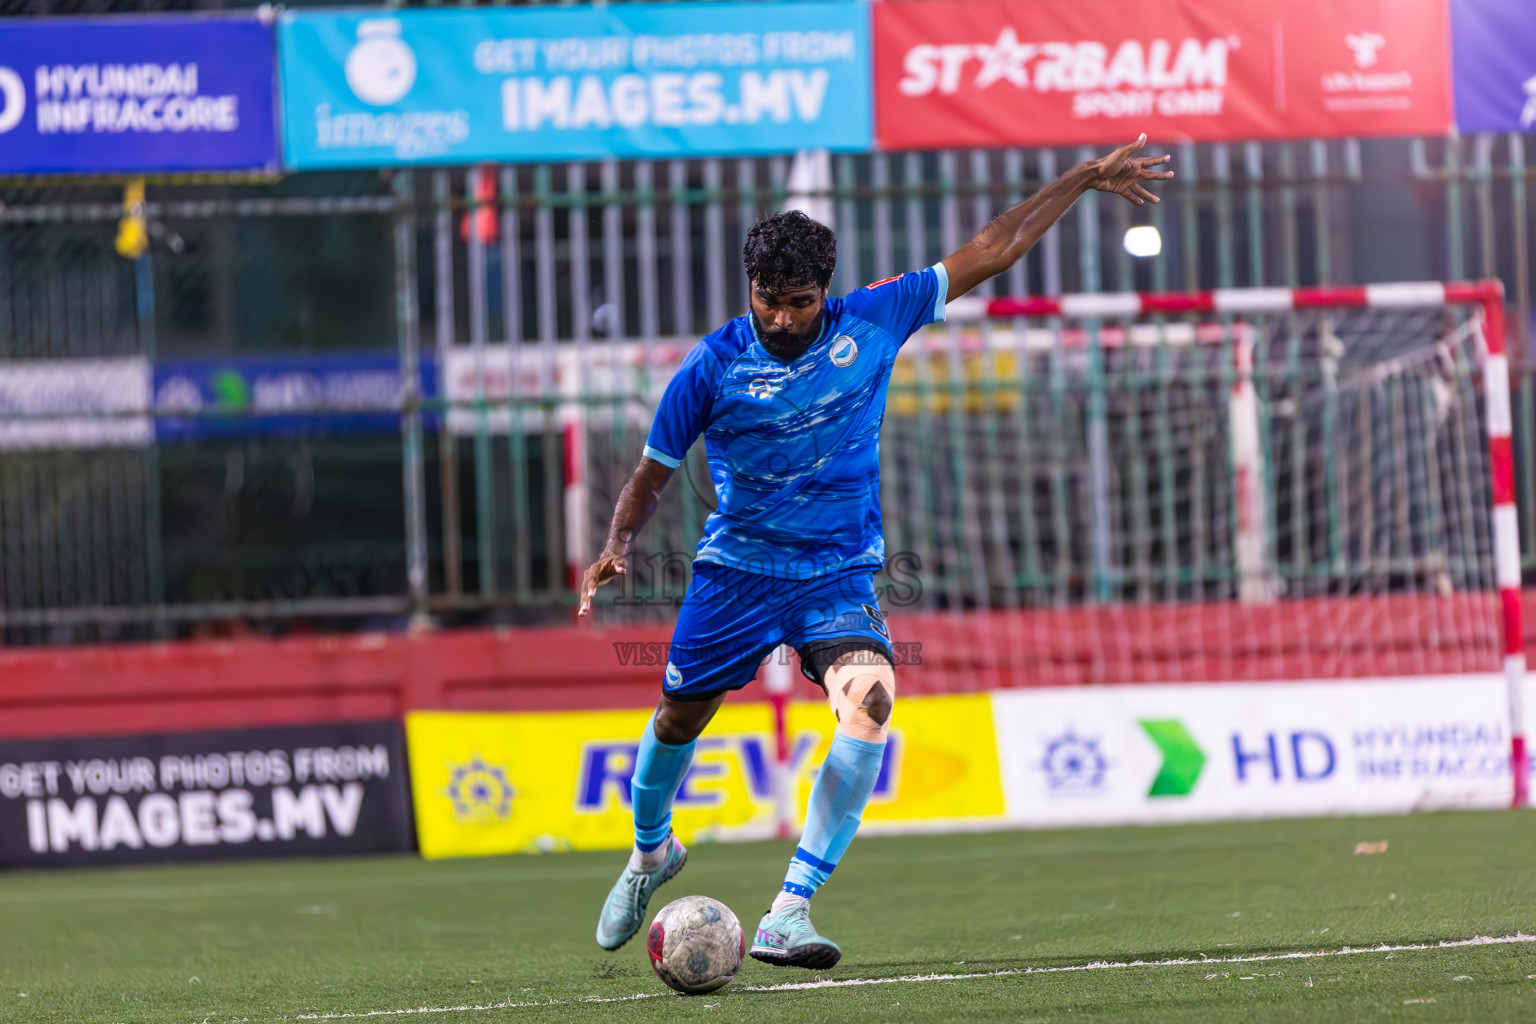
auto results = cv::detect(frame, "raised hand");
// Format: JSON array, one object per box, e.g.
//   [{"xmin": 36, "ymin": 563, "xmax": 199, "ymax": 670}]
[{"xmin": 1088, "ymin": 133, "xmax": 1174, "ymax": 206}]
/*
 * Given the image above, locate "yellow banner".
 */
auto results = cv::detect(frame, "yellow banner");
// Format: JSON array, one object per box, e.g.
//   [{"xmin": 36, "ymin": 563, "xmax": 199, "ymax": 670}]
[{"xmin": 405, "ymin": 694, "xmax": 1004, "ymax": 859}]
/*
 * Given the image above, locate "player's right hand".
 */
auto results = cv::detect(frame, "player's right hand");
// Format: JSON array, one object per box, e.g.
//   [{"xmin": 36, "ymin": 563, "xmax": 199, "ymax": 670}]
[
  {"xmin": 1087, "ymin": 133, "xmax": 1173, "ymax": 206},
  {"xmin": 577, "ymin": 552, "xmax": 628, "ymax": 616}
]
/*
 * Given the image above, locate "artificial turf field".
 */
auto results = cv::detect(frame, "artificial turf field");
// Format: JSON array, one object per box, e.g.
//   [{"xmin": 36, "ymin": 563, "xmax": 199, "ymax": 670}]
[{"xmin": 5, "ymin": 811, "xmax": 1536, "ymax": 1024}]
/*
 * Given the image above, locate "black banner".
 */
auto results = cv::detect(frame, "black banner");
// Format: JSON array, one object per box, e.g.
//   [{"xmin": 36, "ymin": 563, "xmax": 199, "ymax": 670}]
[{"xmin": 0, "ymin": 721, "xmax": 414, "ymax": 868}]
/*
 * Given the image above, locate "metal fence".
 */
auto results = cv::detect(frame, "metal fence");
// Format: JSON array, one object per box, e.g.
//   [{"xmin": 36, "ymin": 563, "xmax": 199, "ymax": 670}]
[{"xmin": 1, "ymin": 133, "xmax": 1534, "ymax": 645}]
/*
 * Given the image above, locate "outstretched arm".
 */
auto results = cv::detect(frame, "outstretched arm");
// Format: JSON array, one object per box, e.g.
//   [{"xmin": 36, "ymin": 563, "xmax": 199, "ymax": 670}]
[
  {"xmin": 577, "ymin": 456, "xmax": 674, "ymax": 616},
  {"xmin": 942, "ymin": 134, "xmax": 1173, "ymax": 302}
]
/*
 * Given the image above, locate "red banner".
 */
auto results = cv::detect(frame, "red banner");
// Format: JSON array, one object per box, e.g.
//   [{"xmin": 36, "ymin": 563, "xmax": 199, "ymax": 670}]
[{"xmin": 873, "ymin": 0, "xmax": 1452, "ymax": 150}]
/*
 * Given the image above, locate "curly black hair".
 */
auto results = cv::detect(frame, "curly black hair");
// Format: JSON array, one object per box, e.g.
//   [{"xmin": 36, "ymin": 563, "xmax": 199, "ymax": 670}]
[{"xmin": 742, "ymin": 210, "xmax": 837, "ymax": 292}]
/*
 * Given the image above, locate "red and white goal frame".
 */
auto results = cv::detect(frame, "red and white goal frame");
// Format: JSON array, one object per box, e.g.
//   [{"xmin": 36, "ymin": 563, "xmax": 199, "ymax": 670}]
[{"xmin": 944, "ymin": 279, "xmax": 1526, "ymax": 808}]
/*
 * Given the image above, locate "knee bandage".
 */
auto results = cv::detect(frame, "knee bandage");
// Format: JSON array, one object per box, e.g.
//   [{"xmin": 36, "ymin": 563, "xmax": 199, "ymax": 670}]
[{"xmin": 824, "ymin": 655, "xmax": 896, "ymax": 742}]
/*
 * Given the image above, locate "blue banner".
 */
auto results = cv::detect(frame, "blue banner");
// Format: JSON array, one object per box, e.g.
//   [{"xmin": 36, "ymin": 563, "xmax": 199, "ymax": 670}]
[
  {"xmin": 278, "ymin": 2, "xmax": 871, "ymax": 169},
  {"xmin": 0, "ymin": 16, "xmax": 280, "ymax": 175},
  {"xmin": 153, "ymin": 353, "xmax": 436, "ymax": 443},
  {"xmin": 1452, "ymin": 0, "xmax": 1536, "ymax": 134}
]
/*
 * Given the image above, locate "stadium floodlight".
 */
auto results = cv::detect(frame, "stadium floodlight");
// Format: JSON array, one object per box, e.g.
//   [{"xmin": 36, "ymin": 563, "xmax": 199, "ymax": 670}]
[{"xmin": 1123, "ymin": 225, "xmax": 1162, "ymax": 258}]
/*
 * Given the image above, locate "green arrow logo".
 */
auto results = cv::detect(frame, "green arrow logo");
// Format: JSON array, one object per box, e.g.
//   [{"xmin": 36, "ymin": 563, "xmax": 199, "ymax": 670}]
[
  {"xmin": 1139, "ymin": 719, "xmax": 1206, "ymax": 797},
  {"xmin": 211, "ymin": 369, "xmax": 250, "ymax": 408}
]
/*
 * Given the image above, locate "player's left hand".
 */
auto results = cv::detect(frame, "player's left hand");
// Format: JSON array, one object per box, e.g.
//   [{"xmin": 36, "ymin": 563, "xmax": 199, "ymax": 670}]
[{"xmin": 1087, "ymin": 133, "xmax": 1174, "ymax": 206}]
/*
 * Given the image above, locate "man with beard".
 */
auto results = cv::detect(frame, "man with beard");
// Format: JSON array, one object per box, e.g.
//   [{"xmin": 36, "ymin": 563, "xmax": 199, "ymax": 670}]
[{"xmin": 582, "ymin": 135, "xmax": 1173, "ymax": 968}]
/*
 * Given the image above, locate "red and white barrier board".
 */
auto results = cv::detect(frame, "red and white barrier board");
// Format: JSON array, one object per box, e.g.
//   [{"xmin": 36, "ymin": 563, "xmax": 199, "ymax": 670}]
[{"xmin": 874, "ymin": 0, "xmax": 1453, "ymax": 150}]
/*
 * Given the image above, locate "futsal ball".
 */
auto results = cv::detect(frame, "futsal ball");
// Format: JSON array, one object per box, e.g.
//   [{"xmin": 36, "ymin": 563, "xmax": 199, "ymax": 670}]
[{"xmin": 646, "ymin": 895, "xmax": 745, "ymax": 995}]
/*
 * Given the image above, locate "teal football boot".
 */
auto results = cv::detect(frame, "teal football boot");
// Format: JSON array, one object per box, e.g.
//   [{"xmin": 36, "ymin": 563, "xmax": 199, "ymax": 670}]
[
  {"xmin": 749, "ymin": 899, "xmax": 842, "ymax": 969},
  {"xmin": 594, "ymin": 835, "xmax": 687, "ymax": 950}
]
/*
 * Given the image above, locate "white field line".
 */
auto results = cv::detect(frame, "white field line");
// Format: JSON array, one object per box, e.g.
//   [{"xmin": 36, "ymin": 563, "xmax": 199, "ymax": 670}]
[{"xmin": 291, "ymin": 932, "xmax": 1536, "ymax": 1019}]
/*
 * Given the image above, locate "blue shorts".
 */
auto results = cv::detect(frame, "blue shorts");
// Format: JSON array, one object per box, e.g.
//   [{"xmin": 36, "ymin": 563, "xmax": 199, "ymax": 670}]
[{"xmin": 664, "ymin": 562, "xmax": 893, "ymax": 701}]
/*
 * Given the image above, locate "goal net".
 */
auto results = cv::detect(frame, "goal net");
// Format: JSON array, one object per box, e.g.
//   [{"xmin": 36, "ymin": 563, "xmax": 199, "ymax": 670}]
[{"xmin": 902, "ymin": 285, "xmax": 1513, "ymax": 684}]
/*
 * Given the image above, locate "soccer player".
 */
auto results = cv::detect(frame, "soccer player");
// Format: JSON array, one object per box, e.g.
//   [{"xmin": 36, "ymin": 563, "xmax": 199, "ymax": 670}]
[{"xmin": 581, "ymin": 134, "xmax": 1172, "ymax": 967}]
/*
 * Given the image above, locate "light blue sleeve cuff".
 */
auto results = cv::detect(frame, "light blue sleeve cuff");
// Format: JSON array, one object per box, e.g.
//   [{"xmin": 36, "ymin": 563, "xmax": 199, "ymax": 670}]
[
  {"xmin": 930, "ymin": 261, "xmax": 950, "ymax": 323},
  {"xmin": 642, "ymin": 444, "xmax": 681, "ymax": 469}
]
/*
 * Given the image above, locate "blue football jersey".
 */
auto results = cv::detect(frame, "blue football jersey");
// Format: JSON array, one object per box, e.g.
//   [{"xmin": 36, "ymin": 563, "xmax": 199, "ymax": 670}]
[{"xmin": 643, "ymin": 263, "xmax": 949, "ymax": 580}]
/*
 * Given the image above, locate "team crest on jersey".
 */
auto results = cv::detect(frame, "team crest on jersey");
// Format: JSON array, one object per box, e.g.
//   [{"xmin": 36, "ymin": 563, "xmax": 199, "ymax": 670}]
[
  {"xmin": 829, "ymin": 335, "xmax": 859, "ymax": 368},
  {"xmin": 748, "ymin": 377, "xmax": 776, "ymax": 399}
]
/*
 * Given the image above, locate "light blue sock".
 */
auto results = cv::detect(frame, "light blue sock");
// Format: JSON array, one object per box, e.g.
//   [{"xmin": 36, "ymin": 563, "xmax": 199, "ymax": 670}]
[
  {"xmin": 782, "ymin": 731, "xmax": 886, "ymax": 898},
  {"xmin": 631, "ymin": 713, "xmax": 697, "ymax": 852}
]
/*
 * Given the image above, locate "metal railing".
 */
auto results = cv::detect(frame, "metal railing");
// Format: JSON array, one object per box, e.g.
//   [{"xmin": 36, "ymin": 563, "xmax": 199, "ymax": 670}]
[{"xmin": 0, "ymin": 135, "xmax": 1533, "ymax": 645}]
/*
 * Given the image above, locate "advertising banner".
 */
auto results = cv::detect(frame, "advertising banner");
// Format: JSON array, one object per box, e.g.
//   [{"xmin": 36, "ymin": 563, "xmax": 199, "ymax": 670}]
[
  {"xmin": 992, "ymin": 677, "xmax": 1514, "ymax": 828},
  {"xmin": 0, "ymin": 357, "xmax": 151, "ymax": 450},
  {"xmin": 1451, "ymin": 0, "xmax": 1536, "ymax": 134},
  {"xmin": 154, "ymin": 353, "xmax": 437, "ymax": 442},
  {"xmin": 0, "ymin": 16, "xmax": 280, "ymax": 175},
  {"xmin": 0, "ymin": 721, "xmax": 413, "ymax": 868},
  {"xmin": 278, "ymin": 3, "xmax": 872, "ymax": 169},
  {"xmin": 873, "ymin": 0, "xmax": 1453, "ymax": 150},
  {"xmin": 405, "ymin": 694, "xmax": 1004, "ymax": 859}
]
